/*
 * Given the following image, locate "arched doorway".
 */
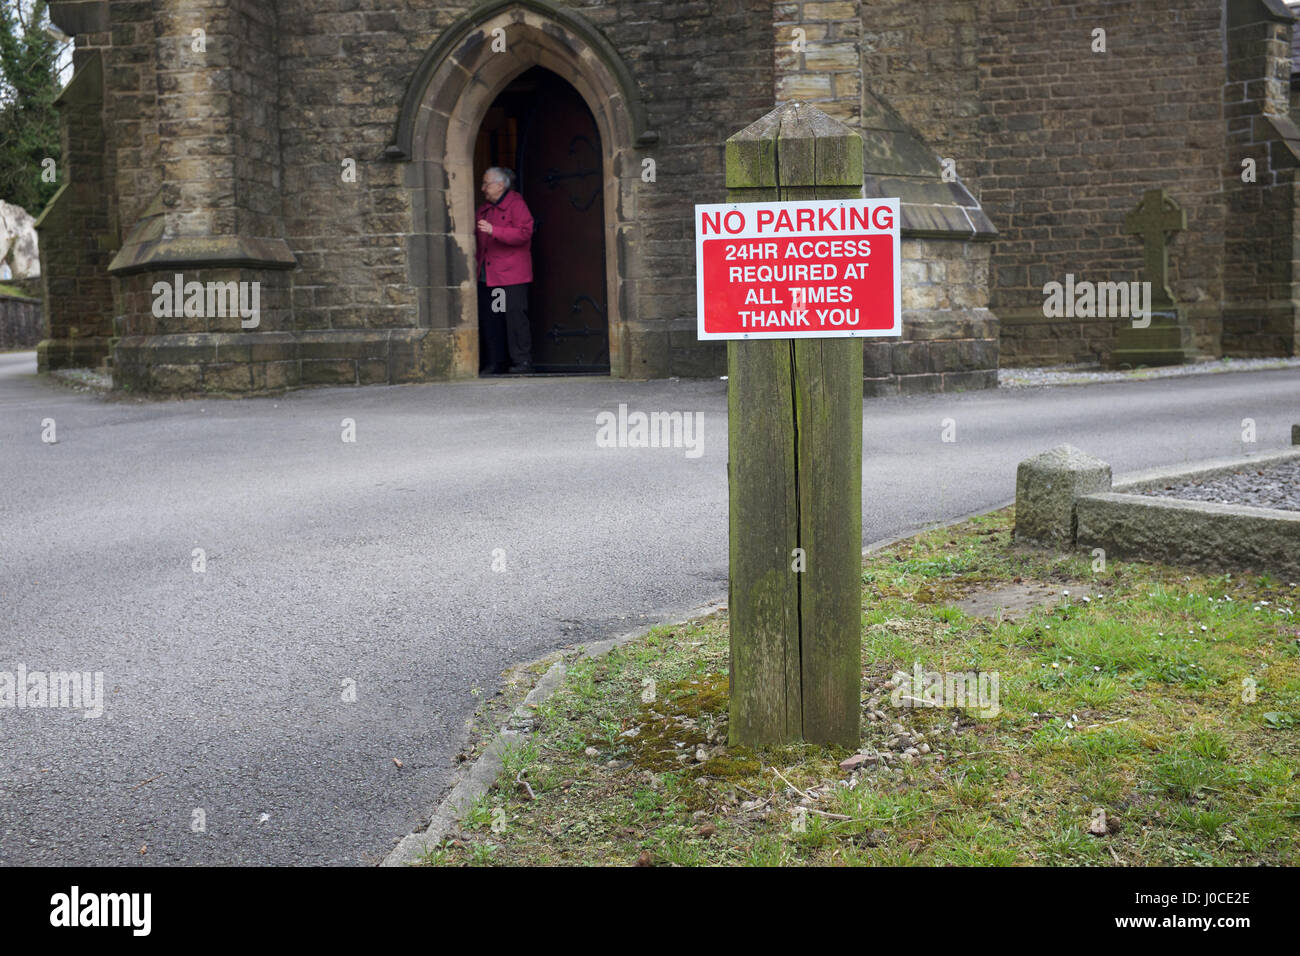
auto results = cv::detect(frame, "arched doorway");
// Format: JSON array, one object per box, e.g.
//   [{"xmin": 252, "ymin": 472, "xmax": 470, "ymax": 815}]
[
  {"xmin": 474, "ymin": 67, "xmax": 609, "ymax": 374},
  {"xmin": 392, "ymin": 0, "xmax": 658, "ymax": 381}
]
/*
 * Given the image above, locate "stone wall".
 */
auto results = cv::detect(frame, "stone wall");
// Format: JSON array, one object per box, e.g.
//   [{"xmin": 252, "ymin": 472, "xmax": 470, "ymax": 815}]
[
  {"xmin": 111, "ymin": 267, "xmax": 297, "ymax": 391},
  {"xmin": 855, "ymin": 0, "xmax": 1267, "ymax": 368},
  {"xmin": 861, "ymin": 238, "xmax": 995, "ymax": 395},
  {"xmin": 34, "ymin": 46, "xmax": 115, "ymax": 371},
  {"xmin": 1223, "ymin": 0, "xmax": 1300, "ymax": 357},
  {"xmin": 103, "ymin": 2, "xmax": 159, "ymax": 249},
  {"xmin": 231, "ymin": 0, "xmax": 283, "ymax": 239},
  {"xmin": 271, "ymin": 0, "xmax": 775, "ymax": 386},
  {"xmin": 623, "ymin": 0, "xmax": 776, "ymax": 376},
  {"xmin": 774, "ymin": 0, "xmax": 862, "ymax": 126},
  {"xmin": 109, "ymin": 0, "xmax": 298, "ymax": 392},
  {"xmin": 276, "ymin": 0, "xmax": 444, "ymax": 349},
  {"xmin": 858, "ymin": 0, "xmax": 982, "ymax": 175},
  {"xmin": 0, "ymin": 293, "xmax": 42, "ymax": 351},
  {"xmin": 979, "ymin": 0, "xmax": 1229, "ymax": 367},
  {"xmin": 780, "ymin": 0, "xmax": 998, "ymax": 394}
]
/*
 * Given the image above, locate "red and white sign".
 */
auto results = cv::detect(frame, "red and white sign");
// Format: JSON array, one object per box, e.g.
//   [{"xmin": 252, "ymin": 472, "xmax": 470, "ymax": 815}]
[{"xmin": 695, "ymin": 198, "xmax": 901, "ymax": 340}]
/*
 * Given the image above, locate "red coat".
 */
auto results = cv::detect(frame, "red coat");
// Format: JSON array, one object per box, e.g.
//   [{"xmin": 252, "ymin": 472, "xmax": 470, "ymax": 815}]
[{"xmin": 475, "ymin": 188, "xmax": 534, "ymax": 286}]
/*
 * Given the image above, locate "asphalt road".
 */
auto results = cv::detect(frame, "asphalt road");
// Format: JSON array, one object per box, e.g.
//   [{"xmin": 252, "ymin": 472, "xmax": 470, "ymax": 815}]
[{"xmin": 1, "ymin": 351, "xmax": 1297, "ymax": 865}]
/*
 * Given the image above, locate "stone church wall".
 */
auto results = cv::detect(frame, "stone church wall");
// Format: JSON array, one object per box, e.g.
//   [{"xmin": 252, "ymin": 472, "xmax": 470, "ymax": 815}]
[
  {"xmin": 39, "ymin": 0, "xmax": 1296, "ymax": 392},
  {"xmin": 34, "ymin": 43, "xmax": 115, "ymax": 371},
  {"xmin": 983, "ymin": 0, "xmax": 1228, "ymax": 367},
  {"xmin": 779, "ymin": 0, "xmax": 1000, "ymax": 395},
  {"xmin": 274, "ymin": 0, "xmax": 775, "ymax": 384},
  {"xmin": 42, "ymin": 0, "xmax": 999, "ymax": 393},
  {"xmin": 1223, "ymin": 0, "xmax": 1300, "ymax": 358},
  {"xmin": 857, "ymin": 0, "xmax": 1245, "ymax": 368}
]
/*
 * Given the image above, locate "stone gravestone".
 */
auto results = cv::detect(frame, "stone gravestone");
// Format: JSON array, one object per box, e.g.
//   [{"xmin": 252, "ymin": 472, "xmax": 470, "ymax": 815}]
[{"xmin": 1109, "ymin": 189, "xmax": 1192, "ymax": 368}]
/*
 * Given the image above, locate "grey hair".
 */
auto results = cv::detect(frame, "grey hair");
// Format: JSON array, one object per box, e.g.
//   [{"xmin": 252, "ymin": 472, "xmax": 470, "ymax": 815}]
[{"xmin": 486, "ymin": 166, "xmax": 514, "ymax": 189}]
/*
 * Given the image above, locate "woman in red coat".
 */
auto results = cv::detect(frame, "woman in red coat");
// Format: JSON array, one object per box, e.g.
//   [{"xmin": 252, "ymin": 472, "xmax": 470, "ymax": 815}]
[{"xmin": 475, "ymin": 167, "xmax": 535, "ymax": 374}]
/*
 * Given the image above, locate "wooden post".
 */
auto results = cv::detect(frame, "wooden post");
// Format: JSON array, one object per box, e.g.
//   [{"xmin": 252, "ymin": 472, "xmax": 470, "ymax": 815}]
[{"xmin": 725, "ymin": 103, "xmax": 864, "ymax": 748}]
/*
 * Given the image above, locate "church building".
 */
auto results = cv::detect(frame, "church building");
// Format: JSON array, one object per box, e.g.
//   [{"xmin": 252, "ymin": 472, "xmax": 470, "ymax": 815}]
[{"xmin": 34, "ymin": 0, "xmax": 1300, "ymax": 394}]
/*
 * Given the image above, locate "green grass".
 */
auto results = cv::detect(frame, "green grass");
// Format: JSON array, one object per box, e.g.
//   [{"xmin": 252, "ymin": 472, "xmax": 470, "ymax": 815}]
[{"xmin": 417, "ymin": 507, "xmax": 1300, "ymax": 867}]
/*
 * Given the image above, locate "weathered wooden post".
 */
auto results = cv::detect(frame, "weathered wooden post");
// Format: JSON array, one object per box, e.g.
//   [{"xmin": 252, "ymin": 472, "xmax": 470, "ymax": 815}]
[{"xmin": 723, "ymin": 103, "xmax": 865, "ymax": 747}]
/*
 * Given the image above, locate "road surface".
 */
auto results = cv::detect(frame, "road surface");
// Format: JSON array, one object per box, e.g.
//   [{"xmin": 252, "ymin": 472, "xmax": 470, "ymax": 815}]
[{"xmin": 1, "ymin": 350, "xmax": 1296, "ymax": 864}]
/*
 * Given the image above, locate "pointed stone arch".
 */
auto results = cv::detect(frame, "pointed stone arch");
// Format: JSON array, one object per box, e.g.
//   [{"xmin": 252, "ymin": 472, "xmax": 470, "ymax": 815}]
[{"xmin": 394, "ymin": 0, "xmax": 655, "ymax": 379}]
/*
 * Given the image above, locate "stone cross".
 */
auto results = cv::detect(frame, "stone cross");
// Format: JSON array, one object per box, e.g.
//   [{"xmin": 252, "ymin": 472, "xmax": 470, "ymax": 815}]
[{"xmin": 1123, "ymin": 189, "xmax": 1186, "ymax": 307}]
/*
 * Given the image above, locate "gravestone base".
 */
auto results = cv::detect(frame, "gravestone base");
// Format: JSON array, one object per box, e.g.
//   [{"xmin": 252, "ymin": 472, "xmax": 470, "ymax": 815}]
[{"xmin": 1108, "ymin": 307, "xmax": 1194, "ymax": 368}]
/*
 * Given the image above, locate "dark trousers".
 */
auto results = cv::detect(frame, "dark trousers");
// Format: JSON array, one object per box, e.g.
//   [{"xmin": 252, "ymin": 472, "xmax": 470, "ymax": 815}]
[{"xmin": 478, "ymin": 282, "xmax": 531, "ymax": 372}]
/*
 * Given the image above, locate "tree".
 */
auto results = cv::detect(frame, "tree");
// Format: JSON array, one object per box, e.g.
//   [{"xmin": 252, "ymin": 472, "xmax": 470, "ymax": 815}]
[{"xmin": 0, "ymin": 0, "xmax": 63, "ymax": 215}]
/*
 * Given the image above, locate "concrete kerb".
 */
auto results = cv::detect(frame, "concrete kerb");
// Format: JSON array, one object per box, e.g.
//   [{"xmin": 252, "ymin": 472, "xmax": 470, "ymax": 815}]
[
  {"xmin": 861, "ymin": 500, "xmax": 1015, "ymax": 557},
  {"xmin": 379, "ymin": 500, "xmax": 1015, "ymax": 867},
  {"xmin": 380, "ymin": 598, "xmax": 726, "ymax": 867},
  {"xmin": 381, "ymin": 652, "xmax": 573, "ymax": 867},
  {"xmin": 1075, "ymin": 492, "xmax": 1300, "ymax": 578},
  {"xmin": 1015, "ymin": 434, "xmax": 1300, "ymax": 578},
  {"xmin": 1076, "ymin": 447, "xmax": 1300, "ymax": 578}
]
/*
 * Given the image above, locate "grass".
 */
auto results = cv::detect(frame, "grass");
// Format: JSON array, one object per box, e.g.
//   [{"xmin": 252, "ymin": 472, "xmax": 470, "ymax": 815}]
[{"xmin": 417, "ymin": 507, "xmax": 1300, "ymax": 867}]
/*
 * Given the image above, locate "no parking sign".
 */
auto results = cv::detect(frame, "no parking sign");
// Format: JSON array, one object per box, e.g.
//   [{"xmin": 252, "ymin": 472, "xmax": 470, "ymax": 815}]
[{"xmin": 695, "ymin": 198, "xmax": 901, "ymax": 340}]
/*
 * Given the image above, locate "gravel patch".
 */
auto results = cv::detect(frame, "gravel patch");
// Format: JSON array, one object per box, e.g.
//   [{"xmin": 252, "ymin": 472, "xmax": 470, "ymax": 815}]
[
  {"xmin": 1000, "ymin": 356, "xmax": 1300, "ymax": 389},
  {"xmin": 1137, "ymin": 459, "xmax": 1300, "ymax": 512}
]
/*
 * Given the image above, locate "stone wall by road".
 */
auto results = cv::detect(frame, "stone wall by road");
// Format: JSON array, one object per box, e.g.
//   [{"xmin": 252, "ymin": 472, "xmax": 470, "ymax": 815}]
[{"xmin": 0, "ymin": 293, "xmax": 43, "ymax": 351}]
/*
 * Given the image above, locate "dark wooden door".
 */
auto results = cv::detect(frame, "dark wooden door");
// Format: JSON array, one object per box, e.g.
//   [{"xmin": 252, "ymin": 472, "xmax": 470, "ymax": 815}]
[{"xmin": 516, "ymin": 72, "xmax": 609, "ymax": 372}]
